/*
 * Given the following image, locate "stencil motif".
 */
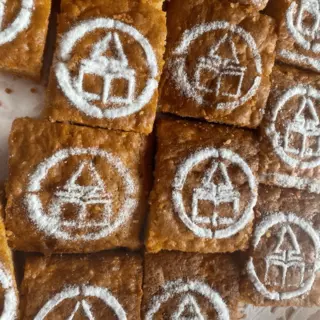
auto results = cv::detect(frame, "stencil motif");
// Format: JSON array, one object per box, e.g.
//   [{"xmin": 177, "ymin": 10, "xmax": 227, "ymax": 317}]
[
  {"xmin": 170, "ymin": 21, "xmax": 262, "ymax": 111},
  {"xmin": 247, "ymin": 213, "xmax": 320, "ymax": 301},
  {"xmin": 264, "ymin": 225, "xmax": 305, "ymax": 288},
  {"xmin": 0, "ymin": 0, "xmax": 34, "ymax": 45},
  {"xmin": 172, "ymin": 294, "xmax": 204, "ymax": 320},
  {"xmin": 145, "ymin": 280, "xmax": 230, "ymax": 320},
  {"xmin": 172, "ymin": 148, "xmax": 257, "ymax": 239},
  {"xmin": 55, "ymin": 18, "xmax": 158, "ymax": 119},
  {"xmin": 280, "ymin": 0, "xmax": 320, "ymax": 71},
  {"xmin": 33, "ymin": 285, "xmax": 127, "ymax": 320},
  {"xmin": 25, "ymin": 148, "xmax": 137, "ymax": 241},
  {"xmin": 286, "ymin": 0, "xmax": 320, "ymax": 53},
  {"xmin": 0, "ymin": 263, "xmax": 18, "ymax": 320},
  {"xmin": 267, "ymin": 85, "xmax": 320, "ymax": 169}
]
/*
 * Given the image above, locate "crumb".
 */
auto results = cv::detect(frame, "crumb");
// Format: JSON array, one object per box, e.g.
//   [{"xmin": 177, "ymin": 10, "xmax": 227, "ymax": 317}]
[
  {"xmin": 5, "ymin": 88, "xmax": 13, "ymax": 94},
  {"xmin": 30, "ymin": 88, "xmax": 38, "ymax": 94}
]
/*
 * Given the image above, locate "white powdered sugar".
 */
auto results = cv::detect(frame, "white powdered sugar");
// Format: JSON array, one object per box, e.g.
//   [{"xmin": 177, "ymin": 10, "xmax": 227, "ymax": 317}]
[
  {"xmin": 34, "ymin": 285, "xmax": 127, "ymax": 320},
  {"xmin": 25, "ymin": 147, "xmax": 137, "ymax": 241},
  {"xmin": 55, "ymin": 17, "xmax": 158, "ymax": 119},
  {"xmin": 280, "ymin": 1, "xmax": 320, "ymax": 70},
  {"xmin": 266, "ymin": 84, "xmax": 320, "ymax": 169},
  {"xmin": 286, "ymin": 1, "xmax": 320, "ymax": 53},
  {"xmin": 279, "ymin": 49, "xmax": 320, "ymax": 71},
  {"xmin": 0, "ymin": 263, "xmax": 18, "ymax": 320},
  {"xmin": 172, "ymin": 148, "xmax": 257, "ymax": 239},
  {"xmin": 0, "ymin": 0, "xmax": 34, "ymax": 45},
  {"xmin": 247, "ymin": 212, "xmax": 320, "ymax": 301},
  {"xmin": 260, "ymin": 173, "xmax": 320, "ymax": 194},
  {"xmin": 145, "ymin": 279, "xmax": 230, "ymax": 320},
  {"xmin": 265, "ymin": 84, "xmax": 320, "ymax": 192},
  {"xmin": 169, "ymin": 21, "xmax": 262, "ymax": 110}
]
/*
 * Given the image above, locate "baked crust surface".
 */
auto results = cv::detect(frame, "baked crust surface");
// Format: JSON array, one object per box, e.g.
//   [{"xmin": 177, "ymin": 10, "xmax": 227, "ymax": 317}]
[
  {"xmin": 259, "ymin": 64, "xmax": 320, "ymax": 194},
  {"xmin": 5, "ymin": 118, "xmax": 150, "ymax": 253},
  {"xmin": 0, "ymin": 194, "xmax": 18, "ymax": 319},
  {"xmin": 143, "ymin": 251, "xmax": 240, "ymax": 319},
  {"xmin": 266, "ymin": 0, "xmax": 320, "ymax": 73},
  {"xmin": 231, "ymin": 0, "xmax": 269, "ymax": 10},
  {"xmin": 146, "ymin": 119, "xmax": 259, "ymax": 253},
  {"xmin": 44, "ymin": 0, "xmax": 166, "ymax": 134},
  {"xmin": 0, "ymin": 0, "xmax": 51, "ymax": 80},
  {"xmin": 241, "ymin": 185, "xmax": 320, "ymax": 306},
  {"xmin": 159, "ymin": 0, "xmax": 277, "ymax": 128},
  {"xmin": 20, "ymin": 252, "xmax": 142, "ymax": 319}
]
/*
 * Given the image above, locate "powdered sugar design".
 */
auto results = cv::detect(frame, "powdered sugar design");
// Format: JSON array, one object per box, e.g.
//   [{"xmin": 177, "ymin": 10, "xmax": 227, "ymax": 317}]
[
  {"xmin": 0, "ymin": 263, "xmax": 17, "ymax": 320},
  {"xmin": 172, "ymin": 148, "xmax": 257, "ymax": 239},
  {"xmin": 260, "ymin": 173, "xmax": 320, "ymax": 194},
  {"xmin": 280, "ymin": 1, "xmax": 320, "ymax": 70},
  {"xmin": 55, "ymin": 18, "xmax": 158, "ymax": 119},
  {"xmin": 247, "ymin": 212, "xmax": 320, "ymax": 301},
  {"xmin": 0, "ymin": 0, "xmax": 33, "ymax": 45},
  {"xmin": 145, "ymin": 279, "xmax": 229, "ymax": 320},
  {"xmin": 170, "ymin": 21, "xmax": 262, "ymax": 110},
  {"xmin": 34, "ymin": 285, "xmax": 127, "ymax": 320},
  {"xmin": 266, "ymin": 85, "xmax": 320, "ymax": 169},
  {"xmin": 286, "ymin": 0, "xmax": 320, "ymax": 53},
  {"xmin": 25, "ymin": 147, "xmax": 137, "ymax": 241}
]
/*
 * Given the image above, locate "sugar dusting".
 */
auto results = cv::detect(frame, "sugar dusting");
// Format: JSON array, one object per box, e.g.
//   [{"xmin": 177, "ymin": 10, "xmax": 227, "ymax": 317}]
[
  {"xmin": 0, "ymin": 262, "xmax": 18, "ymax": 319},
  {"xmin": 172, "ymin": 147, "xmax": 257, "ymax": 239},
  {"xmin": 169, "ymin": 21, "xmax": 262, "ymax": 111},
  {"xmin": 145, "ymin": 279, "xmax": 230, "ymax": 320},
  {"xmin": 34, "ymin": 285, "xmax": 127, "ymax": 320},
  {"xmin": 247, "ymin": 212, "xmax": 320, "ymax": 301},
  {"xmin": 55, "ymin": 17, "xmax": 158, "ymax": 119},
  {"xmin": 25, "ymin": 147, "xmax": 138, "ymax": 241}
]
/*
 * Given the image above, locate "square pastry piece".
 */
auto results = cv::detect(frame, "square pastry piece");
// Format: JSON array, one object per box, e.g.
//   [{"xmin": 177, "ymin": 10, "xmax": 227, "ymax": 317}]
[
  {"xmin": 146, "ymin": 119, "xmax": 259, "ymax": 253},
  {"xmin": 44, "ymin": 0, "xmax": 166, "ymax": 134},
  {"xmin": 5, "ymin": 118, "xmax": 150, "ymax": 253},
  {"xmin": 0, "ymin": 196, "xmax": 18, "ymax": 320},
  {"xmin": 266, "ymin": 0, "xmax": 320, "ymax": 73},
  {"xmin": 159, "ymin": 0, "xmax": 277, "ymax": 128},
  {"xmin": 259, "ymin": 65, "xmax": 320, "ymax": 194},
  {"xmin": 20, "ymin": 252, "xmax": 142, "ymax": 319},
  {"xmin": 143, "ymin": 252, "xmax": 240, "ymax": 319},
  {"xmin": 242, "ymin": 185, "xmax": 320, "ymax": 306},
  {"xmin": 0, "ymin": 0, "xmax": 51, "ymax": 80}
]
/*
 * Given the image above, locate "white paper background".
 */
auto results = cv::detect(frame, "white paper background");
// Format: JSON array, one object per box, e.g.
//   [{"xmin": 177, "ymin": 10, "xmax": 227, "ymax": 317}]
[{"xmin": 0, "ymin": 72, "xmax": 319, "ymax": 319}]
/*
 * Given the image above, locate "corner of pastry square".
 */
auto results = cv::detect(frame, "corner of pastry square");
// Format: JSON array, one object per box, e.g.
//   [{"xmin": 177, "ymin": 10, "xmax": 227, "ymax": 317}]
[
  {"xmin": 0, "ymin": 0, "xmax": 51, "ymax": 80},
  {"xmin": 159, "ymin": 0, "xmax": 277, "ymax": 128},
  {"xmin": 20, "ymin": 252, "xmax": 143, "ymax": 319},
  {"xmin": 142, "ymin": 251, "xmax": 241, "ymax": 319}
]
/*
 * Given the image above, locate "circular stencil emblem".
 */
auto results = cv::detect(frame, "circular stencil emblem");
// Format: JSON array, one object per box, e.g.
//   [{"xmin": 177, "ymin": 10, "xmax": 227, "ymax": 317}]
[
  {"xmin": 55, "ymin": 17, "xmax": 158, "ymax": 119},
  {"xmin": 34, "ymin": 285, "xmax": 127, "ymax": 320},
  {"xmin": 172, "ymin": 148, "xmax": 257, "ymax": 239},
  {"xmin": 267, "ymin": 85, "xmax": 320, "ymax": 169},
  {"xmin": 0, "ymin": 263, "xmax": 17, "ymax": 320},
  {"xmin": 25, "ymin": 148, "xmax": 137, "ymax": 241},
  {"xmin": 0, "ymin": 0, "xmax": 33, "ymax": 45},
  {"xmin": 170, "ymin": 21, "xmax": 262, "ymax": 110},
  {"xmin": 145, "ymin": 280, "xmax": 230, "ymax": 320},
  {"xmin": 286, "ymin": 0, "xmax": 320, "ymax": 53},
  {"xmin": 247, "ymin": 213, "xmax": 320, "ymax": 301}
]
